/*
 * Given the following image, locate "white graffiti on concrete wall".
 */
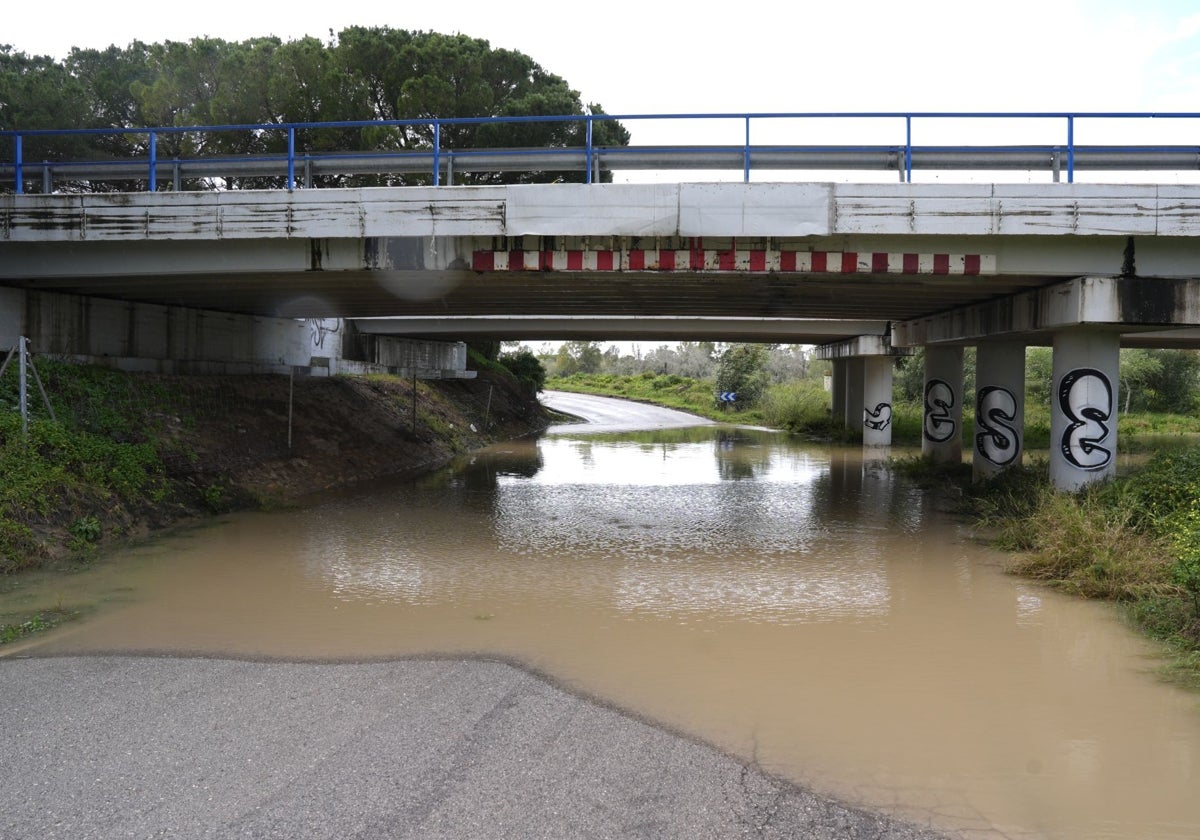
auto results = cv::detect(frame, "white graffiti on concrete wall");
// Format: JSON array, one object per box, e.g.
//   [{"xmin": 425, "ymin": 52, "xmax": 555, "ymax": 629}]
[
  {"xmin": 923, "ymin": 379, "xmax": 957, "ymax": 443},
  {"xmin": 863, "ymin": 402, "xmax": 893, "ymax": 431},
  {"xmin": 1058, "ymin": 368, "xmax": 1113, "ymax": 471},
  {"xmin": 975, "ymin": 386, "xmax": 1020, "ymax": 467}
]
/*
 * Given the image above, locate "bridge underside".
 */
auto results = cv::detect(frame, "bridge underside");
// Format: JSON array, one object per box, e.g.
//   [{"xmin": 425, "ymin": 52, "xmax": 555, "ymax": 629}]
[{"xmin": 6, "ymin": 269, "xmax": 1055, "ymax": 317}]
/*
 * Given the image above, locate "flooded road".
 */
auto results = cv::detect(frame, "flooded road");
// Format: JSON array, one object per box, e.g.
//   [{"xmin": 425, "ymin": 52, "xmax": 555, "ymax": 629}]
[{"xmin": 7, "ymin": 392, "xmax": 1200, "ymax": 839}]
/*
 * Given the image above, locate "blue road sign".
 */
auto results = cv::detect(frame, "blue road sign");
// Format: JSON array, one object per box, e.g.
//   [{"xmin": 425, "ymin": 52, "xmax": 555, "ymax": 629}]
[{"xmin": 719, "ymin": 391, "xmax": 738, "ymax": 403}]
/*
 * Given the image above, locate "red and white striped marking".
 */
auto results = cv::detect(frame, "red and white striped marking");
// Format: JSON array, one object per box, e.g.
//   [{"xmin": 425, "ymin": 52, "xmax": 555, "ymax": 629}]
[{"xmin": 472, "ymin": 250, "xmax": 996, "ymax": 275}]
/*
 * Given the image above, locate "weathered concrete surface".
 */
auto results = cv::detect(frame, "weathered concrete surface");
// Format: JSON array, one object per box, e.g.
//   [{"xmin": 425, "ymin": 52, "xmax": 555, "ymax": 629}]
[
  {"xmin": 5, "ymin": 182, "xmax": 1200, "ymax": 241},
  {"xmin": 0, "ymin": 656, "xmax": 954, "ymax": 840}
]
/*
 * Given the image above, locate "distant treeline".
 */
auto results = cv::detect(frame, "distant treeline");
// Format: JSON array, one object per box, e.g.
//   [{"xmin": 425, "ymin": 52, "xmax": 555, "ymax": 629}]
[{"xmin": 0, "ymin": 28, "xmax": 629, "ymax": 187}]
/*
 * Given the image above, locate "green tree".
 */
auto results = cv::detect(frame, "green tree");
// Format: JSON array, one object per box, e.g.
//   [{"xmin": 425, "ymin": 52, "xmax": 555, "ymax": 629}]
[
  {"xmin": 3, "ymin": 31, "xmax": 629, "ymax": 191},
  {"xmin": 553, "ymin": 341, "xmax": 603, "ymax": 376},
  {"xmin": 1119, "ymin": 348, "xmax": 1200, "ymax": 414},
  {"xmin": 498, "ymin": 349, "xmax": 546, "ymax": 393},
  {"xmin": 715, "ymin": 344, "xmax": 769, "ymax": 407},
  {"xmin": 0, "ymin": 46, "xmax": 92, "ymax": 170}
]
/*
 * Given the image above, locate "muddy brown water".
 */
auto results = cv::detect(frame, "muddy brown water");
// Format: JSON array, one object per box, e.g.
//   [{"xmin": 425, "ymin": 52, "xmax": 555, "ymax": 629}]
[{"xmin": 5, "ymin": 394, "xmax": 1200, "ymax": 839}]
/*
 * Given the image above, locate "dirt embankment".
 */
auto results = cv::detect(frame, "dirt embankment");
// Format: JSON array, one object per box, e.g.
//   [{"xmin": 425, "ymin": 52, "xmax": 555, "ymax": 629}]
[
  {"xmin": 22, "ymin": 369, "xmax": 550, "ymax": 568},
  {"xmin": 169, "ymin": 370, "xmax": 550, "ymax": 505}
]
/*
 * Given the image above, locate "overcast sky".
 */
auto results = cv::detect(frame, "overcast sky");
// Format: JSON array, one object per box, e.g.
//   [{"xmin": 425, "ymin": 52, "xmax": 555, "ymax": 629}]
[{"xmin": 10, "ymin": 1, "xmax": 1200, "ymax": 116}]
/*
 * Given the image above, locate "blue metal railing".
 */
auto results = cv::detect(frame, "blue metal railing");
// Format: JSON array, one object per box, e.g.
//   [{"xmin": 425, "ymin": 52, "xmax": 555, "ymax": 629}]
[{"xmin": 3, "ymin": 111, "xmax": 1200, "ymax": 194}]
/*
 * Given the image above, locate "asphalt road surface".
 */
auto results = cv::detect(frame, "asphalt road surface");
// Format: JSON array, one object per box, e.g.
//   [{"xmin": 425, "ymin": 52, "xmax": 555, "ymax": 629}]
[
  {"xmin": 540, "ymin": 390, "xmax": 717, "ymax": 434},
  {"xmin": 0, "ymin": 656, "xmax": 953, "ymax": 839}
]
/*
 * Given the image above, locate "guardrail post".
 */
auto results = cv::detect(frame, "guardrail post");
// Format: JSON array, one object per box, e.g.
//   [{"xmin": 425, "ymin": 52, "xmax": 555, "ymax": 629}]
[
  {"xmin": 287, "ymin": 126, "xmax": 295, "ymax": 191},
  {"xmin": 1066, "ymin": 115, "xmax": 1075, "ymax": 184},
  {"xmin": 743, "ymin": 116, "xmax": 751, "ymax": 183},
  {"xmin": 14, "ymin": 134, "xmax": 22, "ymax": 195},
  {"xmin": 585, "ymin": 116, "xmax": 594, "ymax": 185},
  {"xmin": 148, "ymin": 131, "xmax": 157, "ymax": 191},
  {"xmin": 433, "ymin": 121, "xmax": 441, "ymax": 187},
  {"xmin": 904, "ymin": 115, "xmax": 913, "ymax": 183}
]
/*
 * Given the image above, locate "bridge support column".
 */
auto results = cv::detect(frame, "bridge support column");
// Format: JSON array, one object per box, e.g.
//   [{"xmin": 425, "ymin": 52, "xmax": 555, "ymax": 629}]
[
  {"xmin": 1050, "ymin": 330, "xmax": 1119, "ymax": 491},
  {"xmin": 844, "ymin": 358, "xmax": 865, "ymax": 433},
  {"xmin": 830, "ymin": 360, "xmax": 848, "ymax": 427},
  {"xmin": 815, "ymin": 334, "xmax": 908, "ymax": 444},
  {"xmin": 862, "ymin": 356, "xmax": 894, "ymax": 447},
  {"xmin": 922, "ymin": 346, "xmax": 964, "ymax": 463},
  {"xmin": 973, "ymin": 342, "xmax": 1025, "ymax": 481}
]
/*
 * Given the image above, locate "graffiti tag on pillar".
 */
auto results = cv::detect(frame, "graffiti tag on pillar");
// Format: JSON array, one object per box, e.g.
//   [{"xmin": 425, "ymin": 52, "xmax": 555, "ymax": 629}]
[
  {"xmin": 864, "ymin": 402, "xmax": 892, "ymax": 431},
  {"xmin": 1059, "ymin": 368, "xmax": 1113, "ymax": 471},
  {"xmin": 306, "ymin": 318, "xmax": 341, "ymax": 348},
  {"xmin": 923, "ymin": 379, "xmax": 957, "ymax": 443},
  {"xmin": 976, "ymin": 386, "xmax": 1019, "ymax": 467}
]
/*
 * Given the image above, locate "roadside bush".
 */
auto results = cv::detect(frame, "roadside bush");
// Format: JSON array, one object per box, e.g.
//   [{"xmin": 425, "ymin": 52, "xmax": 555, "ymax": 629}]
[
  {"xmin": 760, "ymin": 381, "xmax": 832, "ymax": 433},
  {"xmin": 497, "ymin": 349, "xmax": 546, "ymax": 394}
]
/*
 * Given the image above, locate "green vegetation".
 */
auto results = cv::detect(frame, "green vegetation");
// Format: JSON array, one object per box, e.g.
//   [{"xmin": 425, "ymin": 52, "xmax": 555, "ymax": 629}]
[
  {"xmin": 0, "ymin": 360, "xmax": 174, "ymax": 574},
  {"xmin": 0, "ymin": 609, "xmax": 76, "ymax": 644},
  {"xmin": 1, "ymin": 29, "xmax": 629, "ymax": 190}
]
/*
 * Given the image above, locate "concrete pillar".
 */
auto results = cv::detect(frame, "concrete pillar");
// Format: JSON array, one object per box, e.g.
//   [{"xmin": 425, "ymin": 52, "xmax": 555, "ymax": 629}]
[
  {"xmin": 844, "ymin": 358, "xmax": 865, "ymax": 434},
  {"xmin": 862, "ymin": 356, "xmax": 894, "ymax": 447},
  {"xmin": 973, "ymin": 342, "xmax": 1025, "ymax": 482},
  {"xmin": 922, "ymin": 346, "xmax": 964, "ymax": 463},
  {"xmin": 830, "ymin": 359, "xmax": 848, "ymax": 427},
  {"xmin": 1050, "ymin": 329, "xmax": 1119, "ymax": 491}
]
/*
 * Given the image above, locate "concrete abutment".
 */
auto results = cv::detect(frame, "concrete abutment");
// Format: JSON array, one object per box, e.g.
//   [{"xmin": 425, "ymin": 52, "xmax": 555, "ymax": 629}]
[{"xmin": 0, "ymin": 287, "xmax": 472, "ymax": 380}]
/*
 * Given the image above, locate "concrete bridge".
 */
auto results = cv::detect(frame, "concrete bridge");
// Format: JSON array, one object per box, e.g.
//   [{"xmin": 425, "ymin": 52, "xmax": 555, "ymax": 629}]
[{"xmin": 5, "ymin": 179, "xmax": 1200, "ymax": 490}]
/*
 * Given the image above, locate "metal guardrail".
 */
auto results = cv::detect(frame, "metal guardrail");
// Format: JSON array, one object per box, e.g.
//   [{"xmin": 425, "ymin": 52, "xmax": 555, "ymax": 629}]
[{"xmin": 2, "ymin": 112, "xmax": 1200, "ymax": 193}]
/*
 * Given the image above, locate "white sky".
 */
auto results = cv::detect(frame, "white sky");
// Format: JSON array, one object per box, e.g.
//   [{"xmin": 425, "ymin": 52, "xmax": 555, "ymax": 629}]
[{"xmin": 10, "ymin": 1, "xmax": 1200, "ymax": 118}]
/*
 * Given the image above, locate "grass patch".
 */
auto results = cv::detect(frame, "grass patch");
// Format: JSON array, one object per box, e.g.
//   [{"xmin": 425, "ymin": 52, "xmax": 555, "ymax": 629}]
[{"xmin": 0, "ymin": 608, "xmax": 77, "ymax": 645}]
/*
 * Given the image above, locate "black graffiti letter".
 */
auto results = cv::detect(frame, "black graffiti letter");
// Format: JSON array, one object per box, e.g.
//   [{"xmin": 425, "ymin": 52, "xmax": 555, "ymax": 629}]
[
  {"xmin": 1058, "ymin": 368, "xmax": 1113, "ymax": 471},
  {"xmin": 864, "ymin": 402, "xmax": 892, "ymax": 431},
  {"xmin": 923, "ymin": 379, "xmax": 956, "ymax": 443},
  {"xmin": 975, "ymin": 386, "xmax": 1019, "ymax": 467}
]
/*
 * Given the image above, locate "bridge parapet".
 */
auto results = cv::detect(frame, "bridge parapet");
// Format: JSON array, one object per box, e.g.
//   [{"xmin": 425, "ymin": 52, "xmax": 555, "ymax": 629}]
[{"xmin": 4, "ymin": 183, "xmax": 1199, "ymax": 245}]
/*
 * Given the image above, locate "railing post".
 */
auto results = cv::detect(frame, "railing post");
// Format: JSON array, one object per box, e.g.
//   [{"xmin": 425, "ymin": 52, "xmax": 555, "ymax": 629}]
[
  {"xmin": 743, "ymin": 116, "xmax": 751, "ymax": 183},
  {"xmin": 14, "ymin": 134, "xmax": 22, "ymax": 195},
  {"xmin": 585, "ymin": 116, "xmax": 594, "ymax": 185},
  {"xmin": 1066, "ymin": 115, "xmax": 1075, "ymax": 184},
  {"xmin": 287, "ymin": 126, "xmax": 295, "ymax": 191},
  {"xmin": 905, "ymin": 115, "xmax": 913, "ymax": 183},
  {"xmin": 18, "ymin": 336, "xmax": 28, "ymax": 436},
  {"xmin": 148, "ymin": 130, "xmax": 157, "ymax": 192},
  {"xmin": 433, "ymin": 121, "xmax": 441, "ymax": 187}
]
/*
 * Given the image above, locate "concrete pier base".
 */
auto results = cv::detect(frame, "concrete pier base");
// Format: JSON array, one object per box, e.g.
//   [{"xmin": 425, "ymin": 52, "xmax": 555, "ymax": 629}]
[
  {"xmin": 862, "ymin": 356, "xmax": 894, "ymax": 447},
  {"xmin": 830, "ymin": 359, "xmax": 848, "ymax": 427},
  {"xmin": 845, "ymin": 358, "xmax": 866, "ymax": 435},
  {"xmin": 1050, "ymin": 329, "xmax": 1119, "ymax": 490},
  {"xmin": 922, "ymin": 346, "xmax": 964, "ymax": 463},
  {"xmin": 973, "ymin": 342, "xmax": 1025, "ymax": 481}
]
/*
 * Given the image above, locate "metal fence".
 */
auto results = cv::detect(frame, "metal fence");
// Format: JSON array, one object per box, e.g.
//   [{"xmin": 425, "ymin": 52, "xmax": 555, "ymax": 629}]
[{"xmin": 4, "ymin": 112, "xmax": 1200, "ymax": 192}]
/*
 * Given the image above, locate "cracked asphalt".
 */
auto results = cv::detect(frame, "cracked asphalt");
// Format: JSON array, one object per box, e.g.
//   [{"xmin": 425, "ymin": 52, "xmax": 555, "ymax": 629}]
[{"xmin": 0, "ymin": 656, "xmax": 955, "ymax": 839}]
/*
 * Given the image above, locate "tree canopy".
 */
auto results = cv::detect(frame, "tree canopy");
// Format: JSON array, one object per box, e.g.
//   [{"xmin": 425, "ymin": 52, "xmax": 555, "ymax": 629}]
[{"xmin": 0, "ymin": 28, "xmax": 629, "ymax": 188}]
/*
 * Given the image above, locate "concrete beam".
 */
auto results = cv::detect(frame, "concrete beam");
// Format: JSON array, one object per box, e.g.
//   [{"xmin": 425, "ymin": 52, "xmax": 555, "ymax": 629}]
[
  {"xmin": 892, "ymin": 275, "xmax": 1200, "ymax": 346},
  {"xmin": 352, "ymin": 315, "xmax": 888, "ymax": 344},
  {"xmin": 813, "ymin": 333, "xmax": 912, "ymax": 360}
]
